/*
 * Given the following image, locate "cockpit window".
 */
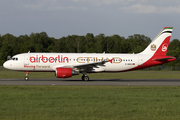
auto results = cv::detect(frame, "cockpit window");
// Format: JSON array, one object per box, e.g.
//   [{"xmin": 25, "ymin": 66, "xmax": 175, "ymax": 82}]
[
  {"xmin": 11, "ymin": 58, "xmax": 15, "ymax": 60},
  {"xmin": 11, "ymin": 57, "xmax": 18, "ymax": 61}
]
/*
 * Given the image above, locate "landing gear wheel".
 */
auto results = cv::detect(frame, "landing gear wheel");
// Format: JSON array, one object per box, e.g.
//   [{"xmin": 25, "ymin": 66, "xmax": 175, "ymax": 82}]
[
  {"xmin": 25, "ymin": 76, "xmax": 29, "ymax": 81},
  {"xmin": 82, "ymin": 76, "xmax": 89, "ymax": 81}
]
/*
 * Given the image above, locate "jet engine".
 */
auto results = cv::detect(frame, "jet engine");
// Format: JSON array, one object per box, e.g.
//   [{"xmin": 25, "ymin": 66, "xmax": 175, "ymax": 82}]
[{"xmin": 55, "ymin": 68, "xmax": 79, "ymax": 78}]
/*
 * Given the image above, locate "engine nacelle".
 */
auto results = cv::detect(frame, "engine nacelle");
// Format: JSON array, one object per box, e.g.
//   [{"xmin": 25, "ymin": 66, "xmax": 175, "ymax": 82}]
[{"xmin": 55, "ymin": 68, "xmax": 79, "ymax": 78}]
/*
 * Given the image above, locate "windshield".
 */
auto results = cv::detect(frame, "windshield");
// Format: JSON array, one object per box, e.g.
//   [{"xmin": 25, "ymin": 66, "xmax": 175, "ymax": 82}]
[{"xmin": 10, "ymin": 57, "xmax": 18, "ymax": 61}]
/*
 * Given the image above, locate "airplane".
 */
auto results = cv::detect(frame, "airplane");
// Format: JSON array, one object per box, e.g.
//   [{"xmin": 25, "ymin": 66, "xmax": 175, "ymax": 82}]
[{"xmin": 3, "ymin": 27, "xmax": 175, "ymax": 81}]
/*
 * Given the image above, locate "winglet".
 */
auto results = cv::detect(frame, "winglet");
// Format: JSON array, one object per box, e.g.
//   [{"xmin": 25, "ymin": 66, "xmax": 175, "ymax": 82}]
[{"xmin": 109, "ymin": 58, "xmax": 114, "ymax": 63}]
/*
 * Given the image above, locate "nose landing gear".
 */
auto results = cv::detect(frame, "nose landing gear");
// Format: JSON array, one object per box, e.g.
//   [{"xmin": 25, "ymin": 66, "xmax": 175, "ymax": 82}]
[{"xmin": 25, "ymin": 71, "xmax": 29, "ymax": 81}]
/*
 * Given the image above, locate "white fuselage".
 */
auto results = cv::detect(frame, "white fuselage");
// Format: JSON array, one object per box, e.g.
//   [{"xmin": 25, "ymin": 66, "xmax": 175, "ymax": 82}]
[{"xmin": 3, "ymin": 53, "xmax": 151, "ymax": 72}]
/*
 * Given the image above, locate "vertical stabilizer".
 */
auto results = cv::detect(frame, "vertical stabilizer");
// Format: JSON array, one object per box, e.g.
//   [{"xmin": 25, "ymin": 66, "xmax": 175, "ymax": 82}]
[{"xmin": 140, "ymin": 27, "xmax": 173, "ymax": 56}]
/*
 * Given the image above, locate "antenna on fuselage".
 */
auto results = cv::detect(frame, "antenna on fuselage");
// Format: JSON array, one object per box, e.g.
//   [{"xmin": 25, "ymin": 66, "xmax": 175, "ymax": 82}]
[
  {"xmin": 28, "ymin": 51, "xmax": 30, "ymax": 53},
  {"xmin": 103, "ymin": 51, "xmax": 105, "ymax": 54}
]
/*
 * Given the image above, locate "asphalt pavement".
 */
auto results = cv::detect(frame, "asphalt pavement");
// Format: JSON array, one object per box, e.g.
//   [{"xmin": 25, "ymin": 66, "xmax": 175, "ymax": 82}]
[{"xmin": 0, "ymin": 78, "xmax": 180, "ymax": 86}]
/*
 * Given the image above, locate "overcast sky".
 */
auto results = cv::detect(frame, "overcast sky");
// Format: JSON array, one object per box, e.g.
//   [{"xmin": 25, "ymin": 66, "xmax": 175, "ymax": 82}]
[{"xmin": 0, "ymin": 0, "xmax": 180, "ymax": 40}]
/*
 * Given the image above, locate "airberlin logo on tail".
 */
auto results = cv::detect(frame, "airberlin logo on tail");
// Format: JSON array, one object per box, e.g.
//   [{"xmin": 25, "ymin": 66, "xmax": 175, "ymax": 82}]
[
  {"xmin": 162, "ymin": 43, "xmax": 168, "ymax": 52},
  {"xmin": 30, "ymin": 55, "xmax": 69, "ymax": 63}
]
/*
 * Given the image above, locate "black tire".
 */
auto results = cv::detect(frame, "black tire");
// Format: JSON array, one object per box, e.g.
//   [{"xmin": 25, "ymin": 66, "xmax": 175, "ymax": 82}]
[
  {"xmin": 83, "ymin": 76, "xmax": 89, "ymax": 81},
  {"xmin": 81, "ymin": 76, "xmax": 84, "ymax": 81}
]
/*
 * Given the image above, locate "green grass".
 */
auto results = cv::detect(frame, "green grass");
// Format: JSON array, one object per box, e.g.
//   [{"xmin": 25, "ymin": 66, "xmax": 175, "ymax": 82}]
[
  {"xmin": 1, "ymin": 67, "xmax": 180, "ymax": 79},
  {"xmin": 0, "ymin": 86, "xmax": 180, "ymax": 120}
]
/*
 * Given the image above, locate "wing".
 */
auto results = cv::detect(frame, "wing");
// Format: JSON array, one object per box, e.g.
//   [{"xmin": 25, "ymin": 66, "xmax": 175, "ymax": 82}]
[
  {"xmin": 73, "ymin": 61, "xmax": 107, "ymax": 71},
  {"xmin": 51, "ymin": 59, "xmax": 113, "ymax": 72},
  {"xmin": 73, "ymin": 58, "xmax": 114, "ymax": 70}
]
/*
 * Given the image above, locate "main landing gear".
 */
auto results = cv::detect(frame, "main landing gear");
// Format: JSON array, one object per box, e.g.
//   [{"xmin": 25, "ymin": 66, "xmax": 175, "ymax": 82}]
[
  {"xmin": 81, "ymin": 72, "xmax": 89, "ymax": 81},
  {"xmin": 82, "ymin": 75, "xmax": 89, "ymax": 81},
  {"xmin": 25, "ymin": 71, "xmax": 29, "ymax": 81}
]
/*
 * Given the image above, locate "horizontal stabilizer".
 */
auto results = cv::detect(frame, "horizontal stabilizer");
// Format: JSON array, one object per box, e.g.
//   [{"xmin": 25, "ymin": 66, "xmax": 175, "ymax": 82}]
[{"xmin": 153, "ymin": 57, "xmax": 176, "ymax": 61}]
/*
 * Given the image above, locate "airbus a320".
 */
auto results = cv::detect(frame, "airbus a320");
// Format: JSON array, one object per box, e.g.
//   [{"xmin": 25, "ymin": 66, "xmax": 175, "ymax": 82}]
[{"xmin": 3, "ymin": 27, "xmax": 175, "ymax": 81}]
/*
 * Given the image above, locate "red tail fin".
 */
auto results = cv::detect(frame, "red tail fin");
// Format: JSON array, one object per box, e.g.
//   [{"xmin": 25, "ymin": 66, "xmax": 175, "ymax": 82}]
[{"xmin": 154, "ymin": 36, "xmax": 171, "ymax": 56}]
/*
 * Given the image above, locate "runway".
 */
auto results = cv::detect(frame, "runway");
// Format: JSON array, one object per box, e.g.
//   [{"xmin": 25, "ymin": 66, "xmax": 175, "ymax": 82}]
[{"xmin": 0, "ymin": 78, "xmax": 180, "ymax": 86}]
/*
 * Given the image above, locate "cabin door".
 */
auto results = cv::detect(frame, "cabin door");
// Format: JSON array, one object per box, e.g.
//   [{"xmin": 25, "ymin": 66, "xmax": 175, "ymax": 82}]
[{"xmin": 138, "ymin": 55, "xmax": 143, "ymax": 65}]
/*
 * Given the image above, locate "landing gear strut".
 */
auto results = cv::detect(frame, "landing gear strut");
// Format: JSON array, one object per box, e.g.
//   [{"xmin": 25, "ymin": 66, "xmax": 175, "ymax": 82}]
[{"xmin": 25, "ymin": 71, "xmax": 29, "ymax": 81}]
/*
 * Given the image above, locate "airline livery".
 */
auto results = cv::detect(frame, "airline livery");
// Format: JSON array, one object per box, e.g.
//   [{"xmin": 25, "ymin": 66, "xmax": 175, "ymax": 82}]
[{"xmin": 3, "ymin": 27, "xmax": 176, "ymax": 81}]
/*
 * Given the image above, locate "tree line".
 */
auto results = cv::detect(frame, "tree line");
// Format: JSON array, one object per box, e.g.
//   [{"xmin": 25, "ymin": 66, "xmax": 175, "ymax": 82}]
[{"xmin": 0, "ymin": 32, "xmax": 180, "ymax": 69}]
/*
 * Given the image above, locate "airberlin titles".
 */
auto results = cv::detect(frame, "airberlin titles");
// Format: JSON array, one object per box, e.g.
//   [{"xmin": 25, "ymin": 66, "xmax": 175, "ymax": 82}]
[
  {"xmin": 30, "ymin": 55, "xmax": 69, "ymax": 63},
  {"xmin": 29, "ymin": 55, "xmax": 122, "ymax": 64}
]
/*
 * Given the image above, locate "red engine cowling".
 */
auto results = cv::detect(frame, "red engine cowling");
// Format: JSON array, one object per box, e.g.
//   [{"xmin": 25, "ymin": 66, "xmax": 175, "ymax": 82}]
[
  {"xmin": 55, "ymin": 68, "xmax": 79, "ymax": 78},
  {"xmin": 56, "ymin": 68, "xmax": 73, "ymax": 78}
]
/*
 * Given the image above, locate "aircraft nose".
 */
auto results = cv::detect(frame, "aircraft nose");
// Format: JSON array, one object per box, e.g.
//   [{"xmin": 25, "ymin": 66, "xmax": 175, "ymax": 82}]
[
  {"xmin": 3, "ymin": 61, "xmax": 8, "ymax": 68},
  {"xmin": 3, "ymin": 61, "xmax": 10, "ymax": 69}
]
